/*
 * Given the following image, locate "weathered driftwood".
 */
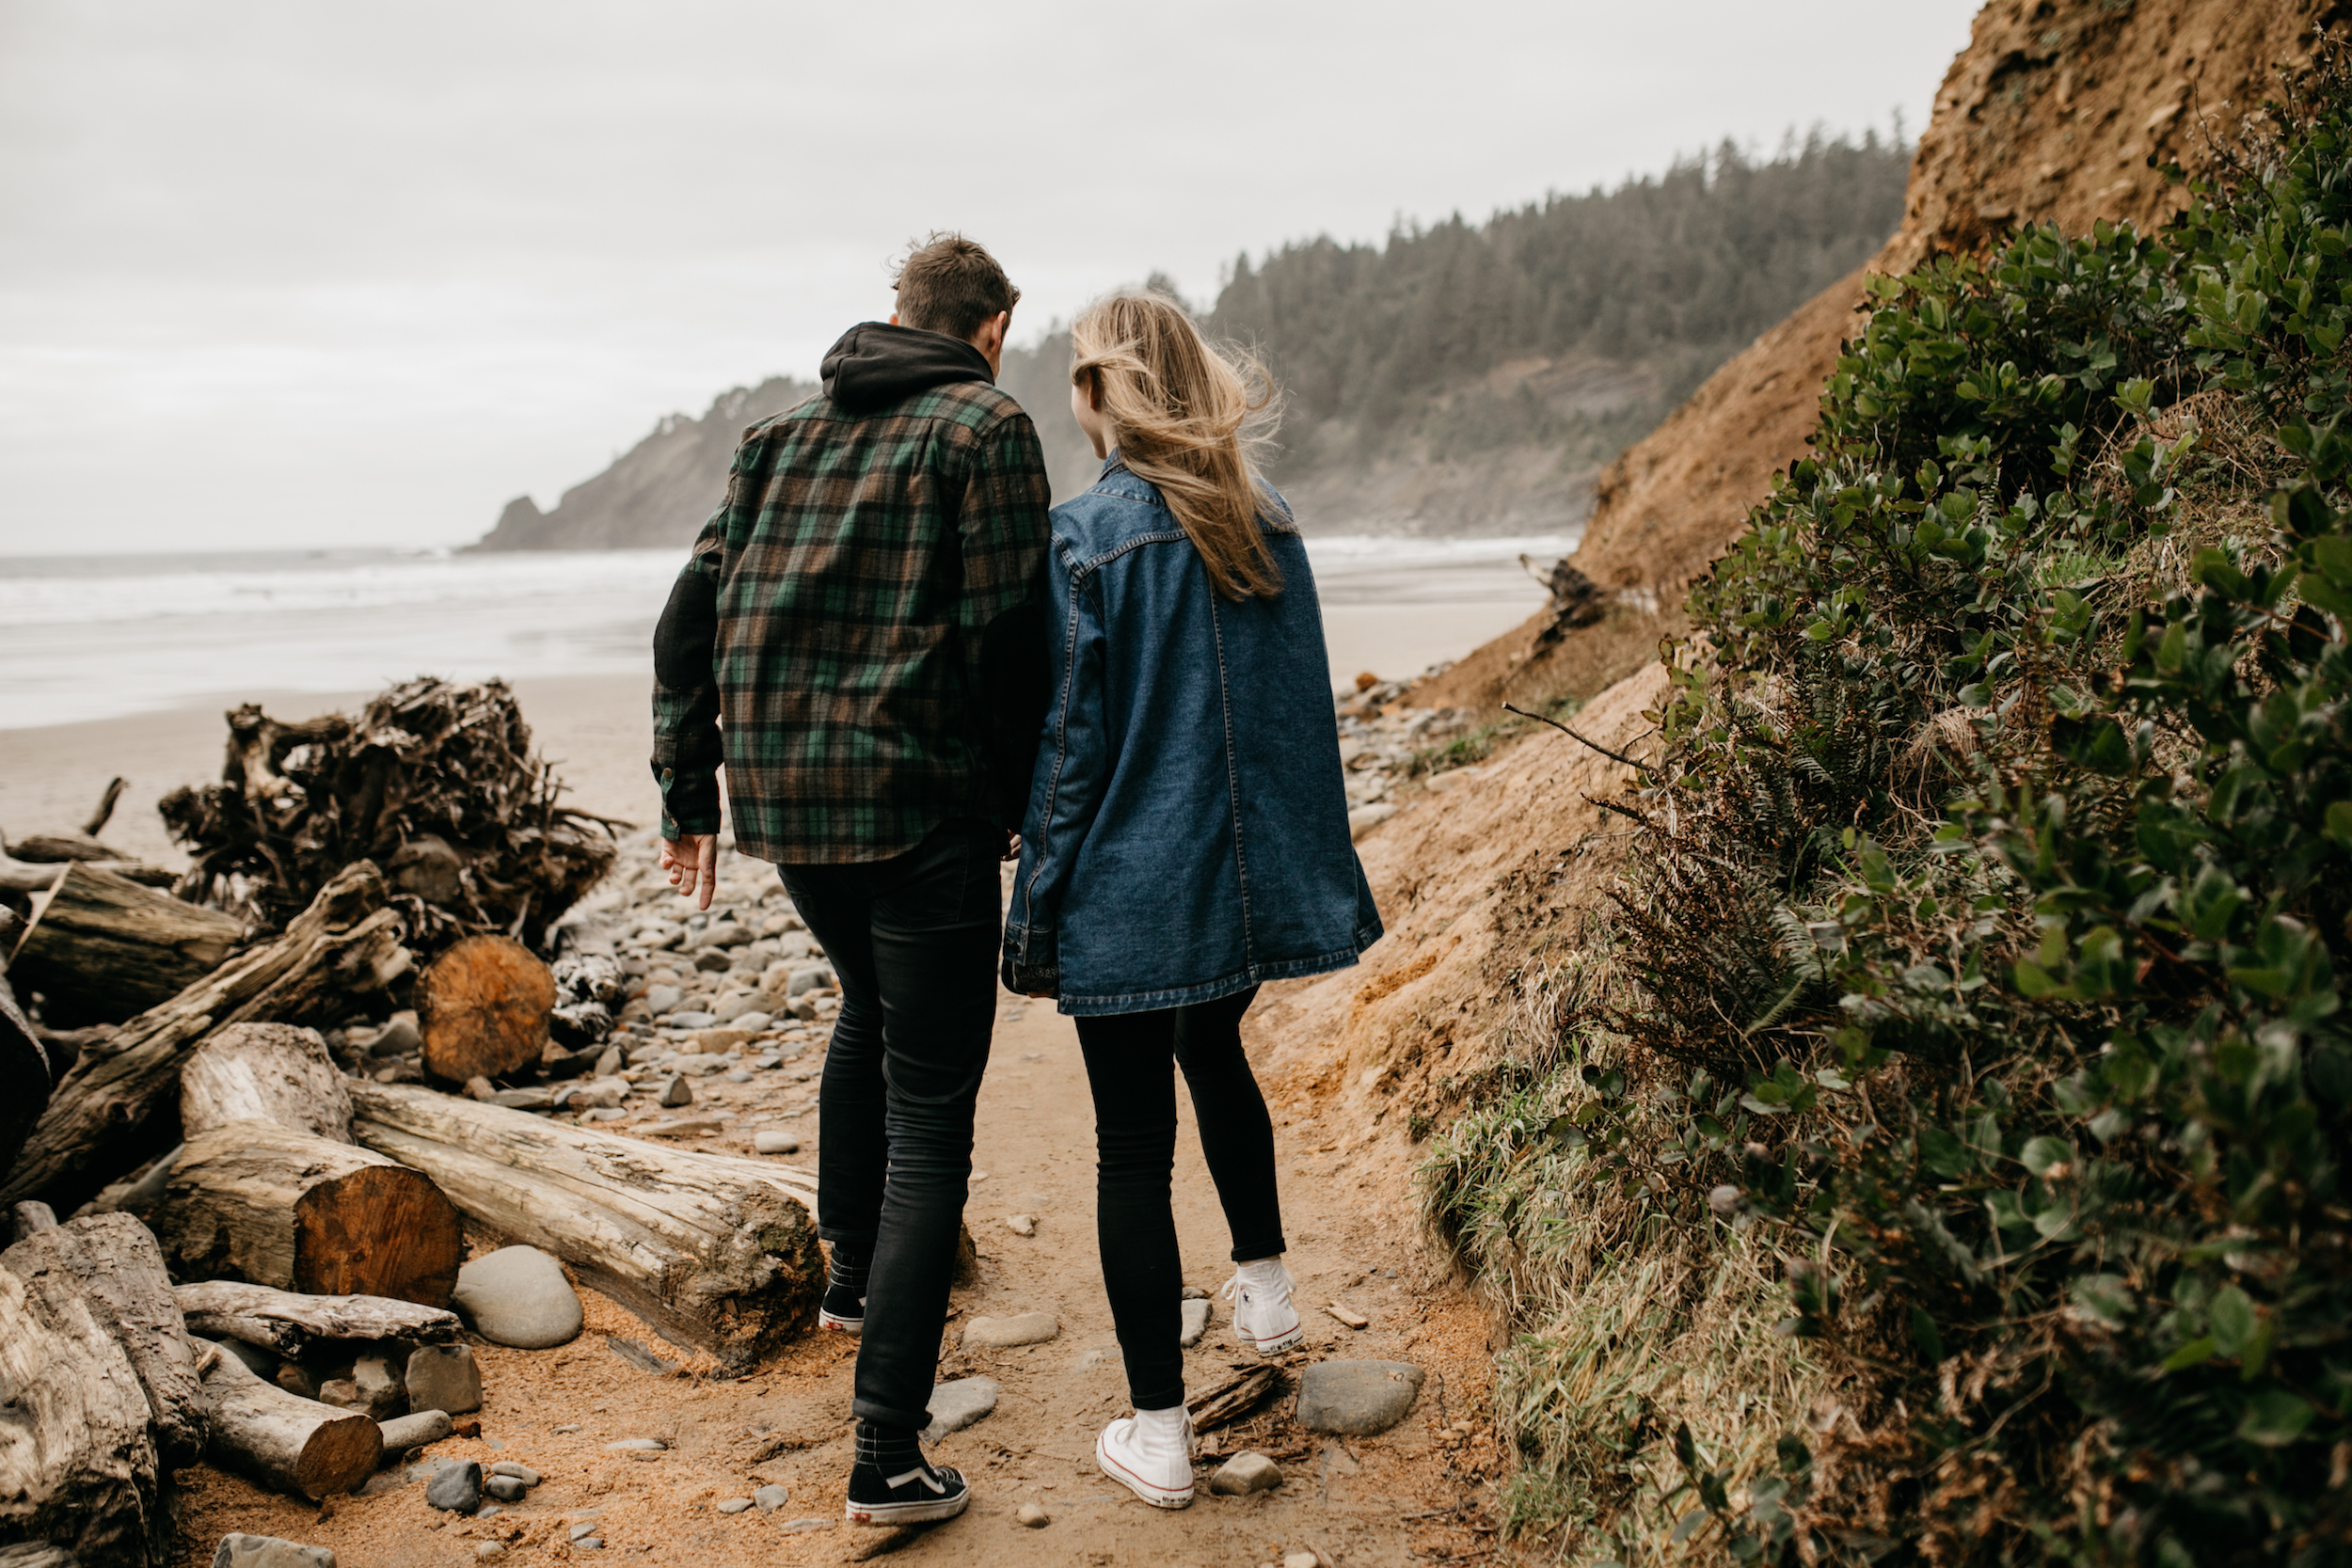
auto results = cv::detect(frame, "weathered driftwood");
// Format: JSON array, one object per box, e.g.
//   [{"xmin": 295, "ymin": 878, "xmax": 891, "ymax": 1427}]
[
  {"xmin": 417, "ymin": 934, "xmax": 555, "ymax": 1085},
  {"xmin": 1, "ymin": 1212, "xmax": 207, "ymax": 1471},
  {"xmin": 159, "ymin": 678, "xmax": 618, "ymax": 952},
  {"xmin": 1, "ymin": 832, "xmax": 113, "ymax": 864},
  {"xmin": 9, "ymin": 1202, "xmax": 57, "ymax": 1243},
  {"xmin": 172, "ymin": 1279, "xmax": 459, "ymax": 1360},
  {"xmin": 194, "ymin": 1338, "xmax": 380, "ymax": 1499},
  {"xmin": 8, "ymin": 862, "xmax": 250, "ymax": 1023},
  {"xmin": 0, "ymin": 1542, "xmax": 81, "ymax": 1567},
  {"xmin": 178, "ymin": 1023, "xmax": 353, "ymax": 1143},
  {"xmin": 0, "ymin": 1252, "xmax": 167, "ymax": 1565},
  {"xmin": 1, "ymin": 973, "xmax": 53, "ymax": 1182},
  {"xmin": 0, "ymin": 858, "xmax": 64, "ymax": 898},
  {"xmin": 1, "ymin": 863, "xmax": 411, "ymax": 1214},
  {"xmin": 153, "ymin": 1122, "xmax": 460, "ymax": 1308},
  {"xmin": 349, "ymin": 1082, "xmax": 822, "ymax": 1366}
]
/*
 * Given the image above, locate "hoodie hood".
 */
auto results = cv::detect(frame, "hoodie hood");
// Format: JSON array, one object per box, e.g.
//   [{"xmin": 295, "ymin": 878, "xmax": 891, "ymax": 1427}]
[{"xmin": 819, "ymin": 322, "xmax": 993, "ymax": 415}]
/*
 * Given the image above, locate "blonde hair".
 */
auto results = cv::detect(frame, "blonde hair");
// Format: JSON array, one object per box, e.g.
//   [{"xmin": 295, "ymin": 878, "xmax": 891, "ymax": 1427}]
[{"xmin": 1069, "ymin": 290, "xmax": 1286, "ymax": 599}]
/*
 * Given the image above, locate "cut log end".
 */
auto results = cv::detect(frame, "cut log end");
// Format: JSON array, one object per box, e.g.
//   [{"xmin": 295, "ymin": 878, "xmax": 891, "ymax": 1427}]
[
  {"xmin": 293, "ymin": 1162, "xmax": 463, "ymax": 1305},
  {"xmin": 419, "ymin": 934, "xmax": 555, "ymax": 1085},
  {"xmin": 198, "ymin": 1339, "xmax": 382, "ymax": 1499},
  {"xmin": 157, "ymin": 1122, "xmax": 462, "ymax": 1309}
]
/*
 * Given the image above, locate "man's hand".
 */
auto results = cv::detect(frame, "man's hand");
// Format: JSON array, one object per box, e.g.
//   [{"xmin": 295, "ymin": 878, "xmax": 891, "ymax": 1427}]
[
  {"xmin": 659, "ymin": 832, "xmax": 719, "ymax": 911},
  {"xmin": 1002, "ymin": 832, "xmax": 1020, "ymax": 863}
]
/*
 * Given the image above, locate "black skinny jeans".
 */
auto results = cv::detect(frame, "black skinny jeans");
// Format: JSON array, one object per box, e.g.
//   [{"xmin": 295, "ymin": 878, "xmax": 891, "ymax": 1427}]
[
  {"xmin": 779, "ymin": 817, "xmax": 1003, "ymax": 1434},
  {"xmin": 1074, "ymin": 986, "xmax": 1287, "ymax": 1411}
]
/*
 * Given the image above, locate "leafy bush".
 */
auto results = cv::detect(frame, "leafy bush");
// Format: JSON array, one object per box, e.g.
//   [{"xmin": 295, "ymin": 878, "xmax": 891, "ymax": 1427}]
[{"xmin": 1425, "ymin": 52, "xmax": 2352, "ymax": 1568}]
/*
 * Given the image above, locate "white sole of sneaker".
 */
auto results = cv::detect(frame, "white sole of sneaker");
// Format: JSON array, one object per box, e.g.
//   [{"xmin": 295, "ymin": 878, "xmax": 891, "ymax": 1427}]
[
  {"xmin": 1095, "ymin": 1431, "xmax": 1195, "ymax": 1509},
  {"xmin": 817, "ymin": 1310, "xmax": 862, "ymax": 1335},
  {"xmin": 845, "ymin": 1493, "xmax": 969, "ymax": 1526},
  {"xmin": 1245, "ymin": 1322, "xmax": 1303, "ymax": 1356}
]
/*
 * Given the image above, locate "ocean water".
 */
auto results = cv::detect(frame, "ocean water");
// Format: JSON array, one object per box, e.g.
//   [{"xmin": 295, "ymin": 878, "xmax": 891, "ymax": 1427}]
[{"xmin": 0, "ymin": 534, "xmax": 1569, "ymax": 731}]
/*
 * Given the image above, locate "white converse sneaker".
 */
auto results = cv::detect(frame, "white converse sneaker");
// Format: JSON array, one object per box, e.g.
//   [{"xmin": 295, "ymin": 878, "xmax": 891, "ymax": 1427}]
[
  {"xmin": 1095, "ymin": 1404, "xmax": 1195, "ymax": 1509},
  {"xmin": 1222, "ymin": 1256, "xmax": 1303, "ymax": 1356}
]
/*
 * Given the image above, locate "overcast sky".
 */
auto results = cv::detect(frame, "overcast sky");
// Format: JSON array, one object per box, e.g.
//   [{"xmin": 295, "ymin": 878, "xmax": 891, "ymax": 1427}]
[{"xmin": 0, "ymin": 0, "xmax": 1981, "ymax": 557}]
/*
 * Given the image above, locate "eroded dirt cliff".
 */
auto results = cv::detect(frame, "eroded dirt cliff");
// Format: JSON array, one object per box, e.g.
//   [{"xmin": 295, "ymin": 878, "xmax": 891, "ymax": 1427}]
[{"xmin": 1415, "ymin": 0, "xmax": 2347, "ymax": 714}]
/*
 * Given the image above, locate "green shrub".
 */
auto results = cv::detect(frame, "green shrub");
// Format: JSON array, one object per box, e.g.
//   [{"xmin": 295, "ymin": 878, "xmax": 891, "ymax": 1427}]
[{"xmin": 1426, "ymin": 48, "xmax": 2352, "ymax": 1567}]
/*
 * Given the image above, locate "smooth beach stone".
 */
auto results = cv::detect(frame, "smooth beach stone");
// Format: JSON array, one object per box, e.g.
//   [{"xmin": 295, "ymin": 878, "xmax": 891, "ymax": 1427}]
[
  {"xmin": 484, "ymin": 1474, "xmax": 526, "ymax": 1502},
  {"xmin": 779, "ymin": 1519, "xmax": 830, "ymax": 1533},
  {"xmin": 715, "ymin": 1497, "xmax": 753, "ymax": 1514},
  {"xmin": 659, "ymin": 1075, "xmax": 692, "ymax": 1107},
  {"xmin": 961, "ymin": 1311, "xmax": 1059, "ymax": 1350},
  {"xmin": 724, "ymin": 1069, "xmax": 754, "ymax": 1084},
  {"xmin": 213, "ymin": 1535, "xmax": 338, "ymax": 1568},
  {"xmin": 453, "ymin": 1245, "xmax": 583, "ymax": 1349},
  {"xmin": 786, "ymin": 965, "xmax": 834, "ymax": 996},
  {"xmin": 669, "ymin": 1010, "xmax": 718, "ymax": 1028},
  {"xmin": 644, "ymin": 986, "xmax": 683, "ymax": 1017},
  {"xmin": 603, "ymin": 1438, "xmax": 666, "ymax": 1450},
  {"xmin": 425, "ymin": 1460, "xmax": 483, "ymax": 1513},
  {"xmin": 708, "ymin": 991, "xmax": 757, "ymax": 1022},
  {"xmin": 1208, "ymin": 1450, "xmax": 1283, "ymax": 1495},
  {"xmin": 1016, "ymin": 1501, "xmax": 1051, "ymax": 1528},
  {"xmin": 731, "ymin": 1012, "xmax": 771, "ymax": 1033},
  {"xmin": 405, "ymin": 1344, "xmax": 482, "ymax": 1416},
  {"xmin": 753, "ymin": 1484, "xmax": 789, "ymax": 1513},
  {"xmin": 921, "ymin": 1376, "xmax": 1001, "ymax": 1442},
  {"xmin": 754, "ymin": 1131, "xmax": 800, "ymax": 1155},
  {"xmin": 1180, "ymin": 1297, "xmax": 1212, "ymax": 1347},
  {"xmin": 488, "ymin": 1461, "xmax": 540, "ymax": 1485},
  {"xmin": 378, "ymin": 1409, "xmax": 453, "ymax": 1453},
  {"xmin": 1295, "ymin": 1360, "xmax": 1426, "ymax": 1434},
  {"xmin": 489, "ymin": 1086, "xmax": 553, "ymax": 1110}
]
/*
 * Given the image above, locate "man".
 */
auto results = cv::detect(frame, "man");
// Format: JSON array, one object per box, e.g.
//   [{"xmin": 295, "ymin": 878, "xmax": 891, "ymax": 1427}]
[{"xmin": 650, "ymin": 232, "xmax": 1053, "ymax": 1527}]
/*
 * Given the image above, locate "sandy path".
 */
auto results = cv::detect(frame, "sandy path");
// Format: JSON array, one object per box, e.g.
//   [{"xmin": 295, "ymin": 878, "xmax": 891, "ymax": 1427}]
[{"xmin": 172, "ymin": 856, "xmax": 1502, "ymax": 1568}]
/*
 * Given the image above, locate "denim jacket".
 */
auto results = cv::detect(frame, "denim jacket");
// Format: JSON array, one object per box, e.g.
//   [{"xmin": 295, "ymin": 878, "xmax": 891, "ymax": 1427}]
[{"xmin": 1001, "ymin": 457, "xmax": 1383, "ymax": 1014}]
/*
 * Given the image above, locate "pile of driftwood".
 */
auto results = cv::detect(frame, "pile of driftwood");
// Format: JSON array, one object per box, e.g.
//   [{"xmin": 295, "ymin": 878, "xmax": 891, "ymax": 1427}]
[
  {"xmin": 0, "ymin": 684, "xmax": 831, "ymax": 1566},
  {"xmin": 158, "ymin": 676, "xmax": 619, "ymax": 952}
]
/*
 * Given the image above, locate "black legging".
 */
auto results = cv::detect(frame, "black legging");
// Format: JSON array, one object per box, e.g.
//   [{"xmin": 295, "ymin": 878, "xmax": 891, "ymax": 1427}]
[{"xmin": 1073, "ymin": 985, "xmax": 1286, "ymax": 1411}]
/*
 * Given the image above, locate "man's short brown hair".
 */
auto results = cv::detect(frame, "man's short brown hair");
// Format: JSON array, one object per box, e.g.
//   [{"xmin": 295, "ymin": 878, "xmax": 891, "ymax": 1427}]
[{"xmin": 893, "ymin": 232, "xmax": 1020, "ymax": 341}]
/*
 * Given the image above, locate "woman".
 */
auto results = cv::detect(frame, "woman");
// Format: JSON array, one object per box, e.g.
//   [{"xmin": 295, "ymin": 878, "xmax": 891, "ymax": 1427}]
[{"xmin": 1003, "ymin": 290, "xmax": 1382, "ymax": 1511}]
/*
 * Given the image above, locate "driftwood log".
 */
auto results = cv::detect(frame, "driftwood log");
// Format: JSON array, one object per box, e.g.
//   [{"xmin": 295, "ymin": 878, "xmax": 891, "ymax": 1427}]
[
  {"xmin": 153, "ymin": 1122, "xmax": 461, "ymax": 1308},
  {"xmin": 194, "ymin": 1339, "xmax": 379, "ymax": 1499},
  {"xmin": 178, "ymin": 1023, "xmax": 353, "ymax": 1143},
  {"xmin": 418, "ymin": 935, "xmax": 555, "ymax": 1085},
  {"xmin": 159, "ymin": 678, "xmax": 619, "ymax": 953},
  {"xmin": 0, "ymin": 1251, "xmax": 167, "ymax": 1565},
  {"xmin": 1, "ymin": 862, "xmax": 411, "ymax": 1214},
  {"xmin": 0, "ymin": 974, "xmax": 54, "ymax": 1180},
  {"xmin": 173, "ymin": 1279, "xmax": 459, "ymax": 1360},
  {"xmin": 1, "ymin": 1213, "xmax": 207, "ymax": 1472},
  {"xmin": 7, "ymin": 863, "xmax": 250, "ymax": 1023},
  {"xmin": 349, "ymin": 1082, "xmax": 822, "ymax": 1367},
  {"xmin": 0, "ymin": 1543, "xmax": 80, "ymax": 1567}
]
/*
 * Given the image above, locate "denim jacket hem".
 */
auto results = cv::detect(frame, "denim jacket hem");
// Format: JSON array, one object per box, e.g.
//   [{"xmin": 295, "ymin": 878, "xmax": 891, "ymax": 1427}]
[{"xmin": 1051, "ymin": 926, "xmax": 1381, "ymax": 1017}]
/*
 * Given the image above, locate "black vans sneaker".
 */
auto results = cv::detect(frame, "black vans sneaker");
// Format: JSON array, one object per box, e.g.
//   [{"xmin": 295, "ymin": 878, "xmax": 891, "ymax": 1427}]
[
  {"xmin": 818, "ymin": 1247, "xmax": 866, "ymax": 1334},
  {"xmin": 845, "ymin": 1458, "xmax": 970, "ymax": 1526}
]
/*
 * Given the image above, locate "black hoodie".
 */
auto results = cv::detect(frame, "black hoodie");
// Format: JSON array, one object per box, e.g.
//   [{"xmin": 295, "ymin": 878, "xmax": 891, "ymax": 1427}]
[{"xmin": 818, "ymin": 322, "xmax": 994, "ymax": 415}]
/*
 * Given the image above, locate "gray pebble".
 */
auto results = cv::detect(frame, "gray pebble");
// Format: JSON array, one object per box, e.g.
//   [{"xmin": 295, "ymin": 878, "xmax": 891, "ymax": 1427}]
[
  {"xmin": 659, "ymin": 1075, "xmax": 692, "ymax": 1108},
  {"xmin": 754, "ymin": 1131, "xmax": 800, "ymax": 1155},
  {"xmin": 921, "ymin": 1376, "xmax": 1001, "ymax": 1443},
  {"xmin": 715, "ymin": 1497, "xmax": 753, "ymax": 1514},
  {"xmin": 603, "ymin": 1438, "xmax": 666, "ymax": 1451},
  {"xmin": 1180, "ymin": 1297, "xmax": 1212, "ymax": 1347},
  {"xmin": 453, "ymin": 1246, "xmax": 582, "ymax": 1349},
  {"xmin": 488, "ymin": 1461, "xmax": 540, "ymax": 1485},
  {"xmin": 425, "ymin": 1460, "xmax": 482, "ymax": 1513},
  {"xmin": 1295, "ymin": 1359, "xmax": 1426, "ymax": 1435},
  {"xmin": 405, "ymin": 1345, "xmax": 482, "ymax": 1417},
  {"xmin": 961, "ymin": 1311, "xmax": 1058, "ymax": 1350},
  {"xmin": 484, "ymin": 1475, "xmax": 526, "ymax": 1503},
  {"xmin": 377, "ymin": 1409, "xmax": 452, "ymax": 1452},
  {"xmin": 779, "ymin": 1518, "xmax": 830, "ymax": 1533},
  {"xmin": 212, "ymin": 1534, "xmax": 338, "ymax": 1568},
  {"xmin": 1208, "ymin": 1451, "xmax": 1284, "ymax": 1496},
  {"xmin": 753, "ymin": 1484, "xmax": 789, "ymax": 1513}
]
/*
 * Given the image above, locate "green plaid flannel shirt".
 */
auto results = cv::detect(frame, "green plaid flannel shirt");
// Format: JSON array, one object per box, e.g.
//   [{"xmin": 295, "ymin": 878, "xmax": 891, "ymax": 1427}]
[{"xmin": 650, "ymin": 382, "xmax": 1053, "ymax": 863}]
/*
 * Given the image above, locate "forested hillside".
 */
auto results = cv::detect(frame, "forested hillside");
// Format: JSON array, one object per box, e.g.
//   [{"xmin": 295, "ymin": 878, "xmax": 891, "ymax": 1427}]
[{"xmin": 477, "ymin": 131, "xmax": 1907, "ymax": 550}]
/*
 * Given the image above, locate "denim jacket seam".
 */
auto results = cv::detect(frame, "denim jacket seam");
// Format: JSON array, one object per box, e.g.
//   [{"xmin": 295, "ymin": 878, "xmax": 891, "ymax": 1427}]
[
  {"xmin": 1068, "ymin": 528, "xmax": 1190, "ymax": 577},
  {"xmin": 1015, "ymin": 546, "xmax": 1089, "ymax": 959},
  {"xmin": 1207, "ymin": 593, "xmax": 1256, "ymax": 960}
]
